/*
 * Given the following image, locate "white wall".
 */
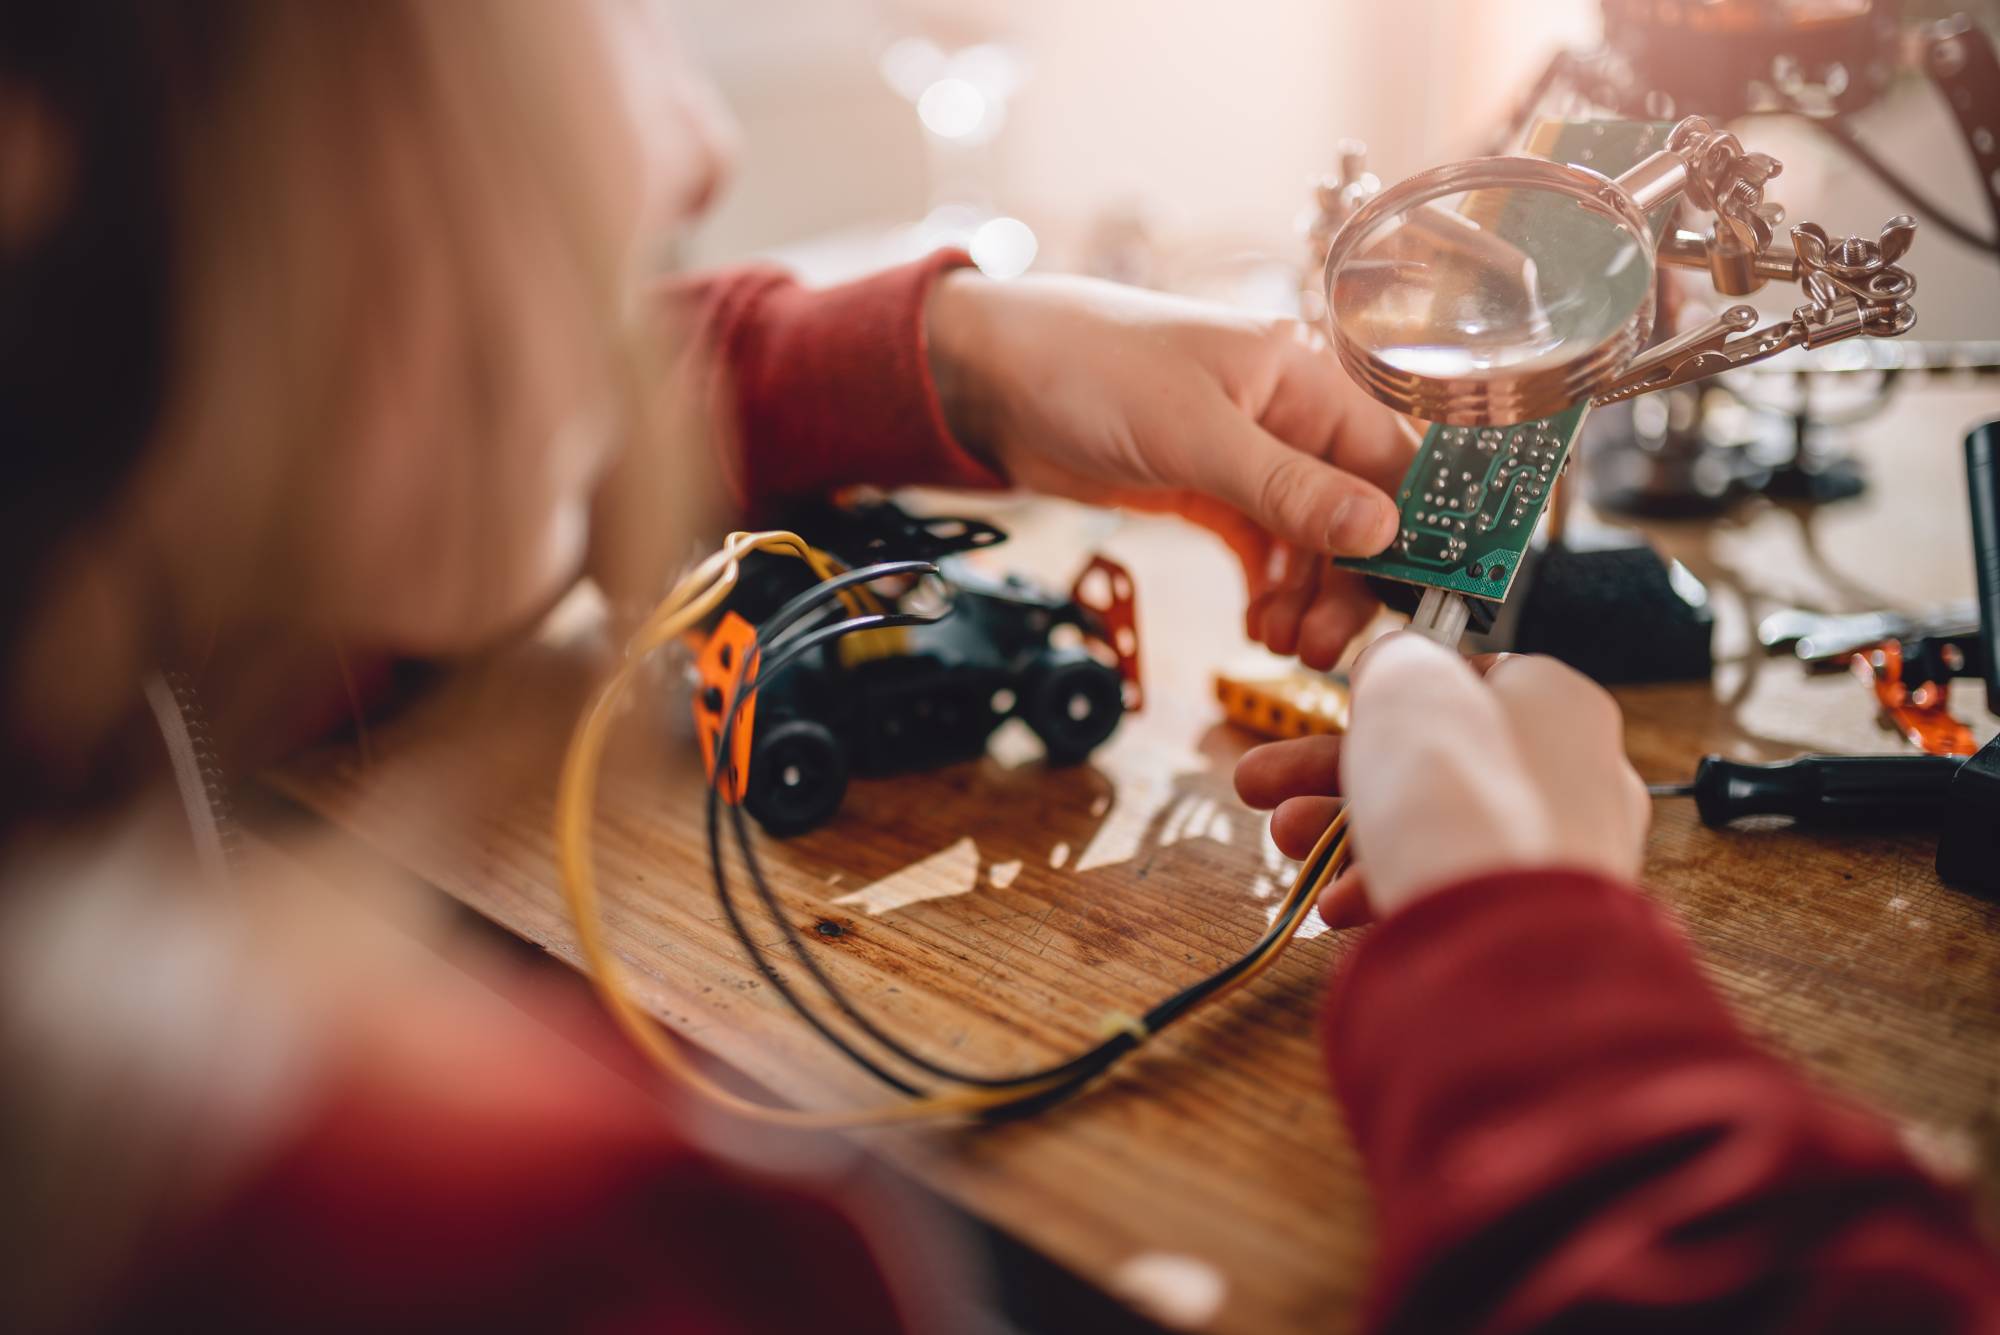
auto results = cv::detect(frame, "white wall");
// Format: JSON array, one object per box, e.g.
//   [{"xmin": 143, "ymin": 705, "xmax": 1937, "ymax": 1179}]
[
  {"xmin": 667, "ymin": 0, "xmax": 1997, "ymax": 340},
  {"xmin": 672, "ymin": 0, "xmax": 1599, "ymax": 263}
]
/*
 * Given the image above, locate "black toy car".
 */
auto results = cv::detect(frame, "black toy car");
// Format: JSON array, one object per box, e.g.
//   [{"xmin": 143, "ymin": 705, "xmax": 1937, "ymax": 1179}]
[{"xmin": 695, "ymin": 498, "xmax": 1141, "ymax": 836}]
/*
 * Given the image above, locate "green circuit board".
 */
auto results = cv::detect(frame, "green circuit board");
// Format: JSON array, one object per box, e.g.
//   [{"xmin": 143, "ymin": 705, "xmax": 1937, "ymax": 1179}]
[
  {"xmin": 1356, "ymin": 411, "xmax": 1589, "ymax": 601},
  {"xmin": 1336, "ymin": 119, "xmax": 1673, "ymax": 603}
]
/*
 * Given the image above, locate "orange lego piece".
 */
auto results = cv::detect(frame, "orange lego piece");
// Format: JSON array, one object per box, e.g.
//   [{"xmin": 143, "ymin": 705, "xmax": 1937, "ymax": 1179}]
[{"xmin": 693, "ymin": 611, "xmax": 762, "ymax": 801}]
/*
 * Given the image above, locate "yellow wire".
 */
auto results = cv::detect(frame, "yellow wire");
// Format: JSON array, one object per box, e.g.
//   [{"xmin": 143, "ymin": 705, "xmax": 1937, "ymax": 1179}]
[
  {"xmin": 1202, "ymin": 806, "xmax": 1348, "ymax": 1014},
  {"xmin": 555, "ymin": 530, "xmax": 1351, "ymax": 1127}
]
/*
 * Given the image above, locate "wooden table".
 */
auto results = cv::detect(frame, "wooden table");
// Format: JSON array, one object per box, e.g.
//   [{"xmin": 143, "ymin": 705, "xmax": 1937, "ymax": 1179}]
[{"xmin": 266, "ymin": 382, "xmax": 2000, "ymax": 1334}]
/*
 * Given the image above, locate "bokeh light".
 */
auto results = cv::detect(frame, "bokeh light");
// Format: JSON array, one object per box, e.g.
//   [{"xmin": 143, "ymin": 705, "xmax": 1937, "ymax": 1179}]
[
  {"xmin": 916, "ymin": 76, "xmax": 987, "ymax": 140},
  {"xmin": 970, "ymin": 215, "xmax": 1038, "ymax": 279}
]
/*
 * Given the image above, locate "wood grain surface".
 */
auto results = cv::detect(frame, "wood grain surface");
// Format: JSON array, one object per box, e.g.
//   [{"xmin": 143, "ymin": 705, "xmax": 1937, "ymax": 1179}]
[{"xmin": 265, "ymin": 382, "xmax": 2000, "ymax": 1334}]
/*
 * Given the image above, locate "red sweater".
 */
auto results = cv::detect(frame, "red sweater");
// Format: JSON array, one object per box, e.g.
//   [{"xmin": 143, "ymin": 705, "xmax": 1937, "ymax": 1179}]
[
  {"xmin": 1331, "ymin": 872, "xmax": 2000, "ymax": 1333},
  {"xmin": 111, "ymin": 257, "xmax": 2000, "ymax": 1333}
]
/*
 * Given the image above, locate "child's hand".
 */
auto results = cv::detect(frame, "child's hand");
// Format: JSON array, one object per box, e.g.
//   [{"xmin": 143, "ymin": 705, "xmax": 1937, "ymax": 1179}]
[
  {"xmin": 1234, "ymin": 634, "xmax": 1650, "ymax": 926},
  {"xmin": 927, "ymin": 271, "xmax": 1415, "ymax": 669}
]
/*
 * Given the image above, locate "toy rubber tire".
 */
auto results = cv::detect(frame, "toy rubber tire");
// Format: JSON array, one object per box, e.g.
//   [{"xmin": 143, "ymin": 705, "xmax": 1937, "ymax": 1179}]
[
  {"xmin": 744, "ymin": 718, "xmax": 849, "ymax": 836},
  {"xmin": 1022, "ymin": 651, "xmax": 1124, "ymax": 765}
]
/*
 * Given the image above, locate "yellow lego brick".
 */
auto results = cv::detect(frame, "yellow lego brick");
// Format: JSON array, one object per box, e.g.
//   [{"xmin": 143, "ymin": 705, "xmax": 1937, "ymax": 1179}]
[{"xmin": 1213, "ymin": 669, "xmax": 1350, "ymax": 740}]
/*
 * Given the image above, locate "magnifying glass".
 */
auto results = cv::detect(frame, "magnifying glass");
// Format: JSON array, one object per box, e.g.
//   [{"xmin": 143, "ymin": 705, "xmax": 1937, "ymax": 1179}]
[{"xmin": 1320, "ymin": 117, "xmax": 1919, "ymax": 426}]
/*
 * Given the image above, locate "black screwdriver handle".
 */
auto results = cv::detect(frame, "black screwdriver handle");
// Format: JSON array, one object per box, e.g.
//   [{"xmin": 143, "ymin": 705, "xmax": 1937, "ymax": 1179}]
[{"xmin": 1692, "ymin": 754, "xmax": 1964, "ymax": 828}]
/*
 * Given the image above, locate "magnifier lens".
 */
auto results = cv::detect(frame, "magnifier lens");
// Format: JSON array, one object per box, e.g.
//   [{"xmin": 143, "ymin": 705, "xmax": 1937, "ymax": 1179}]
[{"xmin": 1324, "ymin": 166, "xmax": 1658, "ymax": 423}]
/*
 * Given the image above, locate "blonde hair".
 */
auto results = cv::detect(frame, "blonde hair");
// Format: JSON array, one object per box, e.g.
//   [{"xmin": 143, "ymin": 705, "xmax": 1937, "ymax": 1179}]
[
  {"xmin": 154, "ymin": 0, "xmax": 655, "ymax": 637},
  {"xmin": 5, "ymin": 0, "xmax": 688, "ymax": 814}
]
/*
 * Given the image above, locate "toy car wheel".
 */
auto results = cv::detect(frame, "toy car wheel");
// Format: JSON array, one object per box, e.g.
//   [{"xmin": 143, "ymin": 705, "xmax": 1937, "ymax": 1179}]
[
  {"xmin": 1022, "ymin": 651, "xmax": 1124, "ymax": 765},
  {"xmin": 744, "ymin": 719, "xmax": 849, "ymax": 836}
]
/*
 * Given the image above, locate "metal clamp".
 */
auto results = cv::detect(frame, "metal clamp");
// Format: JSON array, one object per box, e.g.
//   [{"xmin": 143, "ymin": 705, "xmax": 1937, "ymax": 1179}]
[
  {"xmin": 1669, "ymin": 117, "xmax": 1784, "ymax": 256},
  {"xmin": 1793, "ymin": 215, "xmax": 1917, "ymax": 309},
  {"xmin": 1308, "ymin": 112, "xmax": 1923, "ymax": 424},
  {"xmin": 1597, "ymin": 213, "xmax": 1918, "ymax": 404}
]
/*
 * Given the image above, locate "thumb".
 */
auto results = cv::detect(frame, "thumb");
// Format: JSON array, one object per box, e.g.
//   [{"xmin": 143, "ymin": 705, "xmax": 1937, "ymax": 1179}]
[{"xmin": 1198, "ymin": 406, "xmax": 1400, "ymax": 558}]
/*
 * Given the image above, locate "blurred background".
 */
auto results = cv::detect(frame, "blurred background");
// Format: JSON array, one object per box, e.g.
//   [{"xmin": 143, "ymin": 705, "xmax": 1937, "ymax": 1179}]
[{"xmin": 670, "ymin": 0, "xmax": 1998, "ymax": 339}]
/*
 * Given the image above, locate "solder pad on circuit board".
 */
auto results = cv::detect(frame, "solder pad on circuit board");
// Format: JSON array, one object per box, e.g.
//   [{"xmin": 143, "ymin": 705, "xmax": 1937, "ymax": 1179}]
[
  {"xmin": 1335, "ymin": 119, "xmax": 1672, "ymax": 604},
  {"xmin": 1360, "ymin": 406, "xmax": 1588, "ymax": 602}
]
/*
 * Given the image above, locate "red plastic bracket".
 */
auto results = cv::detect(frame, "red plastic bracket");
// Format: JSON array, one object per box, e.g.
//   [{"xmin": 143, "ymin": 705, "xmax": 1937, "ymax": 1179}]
[
  {"xmin": 693, "ymin": 612, "xmax": 762, "ymax": 802},
  {"xmin": 1851, "ymin": 639, "xmax": 1978, "ymax": 758},
  {"xmin": 1071, "ymin": 553, "xmax": 1144, "ymax": 713}
]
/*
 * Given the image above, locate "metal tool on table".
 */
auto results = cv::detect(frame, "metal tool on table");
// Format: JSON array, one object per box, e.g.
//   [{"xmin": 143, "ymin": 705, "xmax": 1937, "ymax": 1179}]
[{"xmin": 1759, "ymin": 601, "xmax": 1980, "ymax": 669}]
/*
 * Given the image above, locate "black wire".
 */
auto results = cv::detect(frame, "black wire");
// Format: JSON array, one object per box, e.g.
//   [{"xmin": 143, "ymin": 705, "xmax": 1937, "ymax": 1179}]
[
  {"xmin": 1143, "ymin": 840, "xmax": 1334, "ymax": 1033},
  {"xmin": 753, "ymin": 560, "xmax": 941, "ymax": 644},
  {"xmin": 702, "ymin": 567, "xmax": 945, "ymax": 1097},
  {"xmin": 721, "ymin": 568, "xmax": 1129, "ymax": 1088},
  {"xmin": 1752, "ymin": 108, "xmax": 2000, "ymax": 257},
  {"xmin": 715, "ymin": 585, "xmax": 1332, "ymax": 1106},
  {"xmin": 979, "ymin": 855, "xmax": 1331, "ymax": 1122},
  {"xmin": 737, "ymin": 752, "xmax": 1333, "ymax": 1088},
  {"xmin": 707, "ymin": 569, "xmax": 1118, "ymax": 1094},
  {"xmin": 704, "ymin": 562, "xmax": 1337, "ymax": 1113},
  {"xmin": 729, "ymin": 784, "xmax": 1134, "ymax": 1089}
]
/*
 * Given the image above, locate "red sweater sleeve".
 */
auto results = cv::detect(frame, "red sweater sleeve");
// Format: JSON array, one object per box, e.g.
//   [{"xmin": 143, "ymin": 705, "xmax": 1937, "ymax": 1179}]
[
  {"xmin": 661, "ymin": 250, "xmax": 1006, "ymax": 518},
  {"xmin": 101, "ymin": 983, "xmax": 923, "ymax": 1335},
  {"xmin": 1326, "ymin": 870, "xmax": 2000, "ymax": 1334}
]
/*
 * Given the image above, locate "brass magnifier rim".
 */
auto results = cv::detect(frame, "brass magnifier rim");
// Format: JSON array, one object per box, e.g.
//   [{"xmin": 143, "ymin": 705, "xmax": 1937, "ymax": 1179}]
[{"xmin": 1320, "ymin": 155, "xmax": 1661, "ymax": 426}]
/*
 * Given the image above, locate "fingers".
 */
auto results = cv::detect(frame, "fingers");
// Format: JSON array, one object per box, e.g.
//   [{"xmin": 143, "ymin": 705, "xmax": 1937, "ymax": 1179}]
[
  {"xmin": 1337, "ymin": 634, "xmax": 1653, "ymax": 912},
  {"xmin": 1197, "ymin": 402, "xmax": 1400, "ymax": 559},
  {"xmin": 1260, "ymin": 322, "xmax": 1421, "ymax": 496},
  {"xmin": 1235, "ymin": 733, "xmax": 1365, "ymax": 914},
  {"xmin": 1295, "ymin": 570, "xmax": 1379, "ymax": 669},
  {"xmin": 1245, "ymin": 544, "xmax": 1321, "ymax": 655},
  {"xmin": 1349, "ymin": 628, "xmax": 1484, "ymax": 706},
  {"xmin": 1482, "ymin": 653, "xmax": 1651, "ymax": 879},
  {"xmin": 1483, "ymin": 653, "xmax": 1621, "ymax": 740},
  {"xmin": 1247, "ymin": 554, "xmax": 1379, "ymax": 667},
  {"xmin": 1316, "ymin": 867, "xmax": 1374, "ymax": 930},
  {"xmin": 1483, "ymin": 655, "xmax": 1632, "ymax": 799},
  {"xmin": 1235, "ymin": 734, "xmax": 1343, "ymax": 809},
  {"xmin": 1270, "ymin": 795, "xmax": 1342, "ymax": 860},
  {"xmin": 1326, "ymin": 409, "xmax": 1418, "ymax": 498},
  {"xmin": 1108, "ymin": 484, "xmax": 1376, "ymax": 664},
  {"xmin": 1340, "ymin": 630, "xmax": 1544, "ymax": 912}
]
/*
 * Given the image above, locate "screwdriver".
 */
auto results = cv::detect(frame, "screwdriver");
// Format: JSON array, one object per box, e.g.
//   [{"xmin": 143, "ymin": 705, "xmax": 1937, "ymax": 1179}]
[{"xmin": 1649, "ymin": 753, "xmax": 1965, "ymax": 829}]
